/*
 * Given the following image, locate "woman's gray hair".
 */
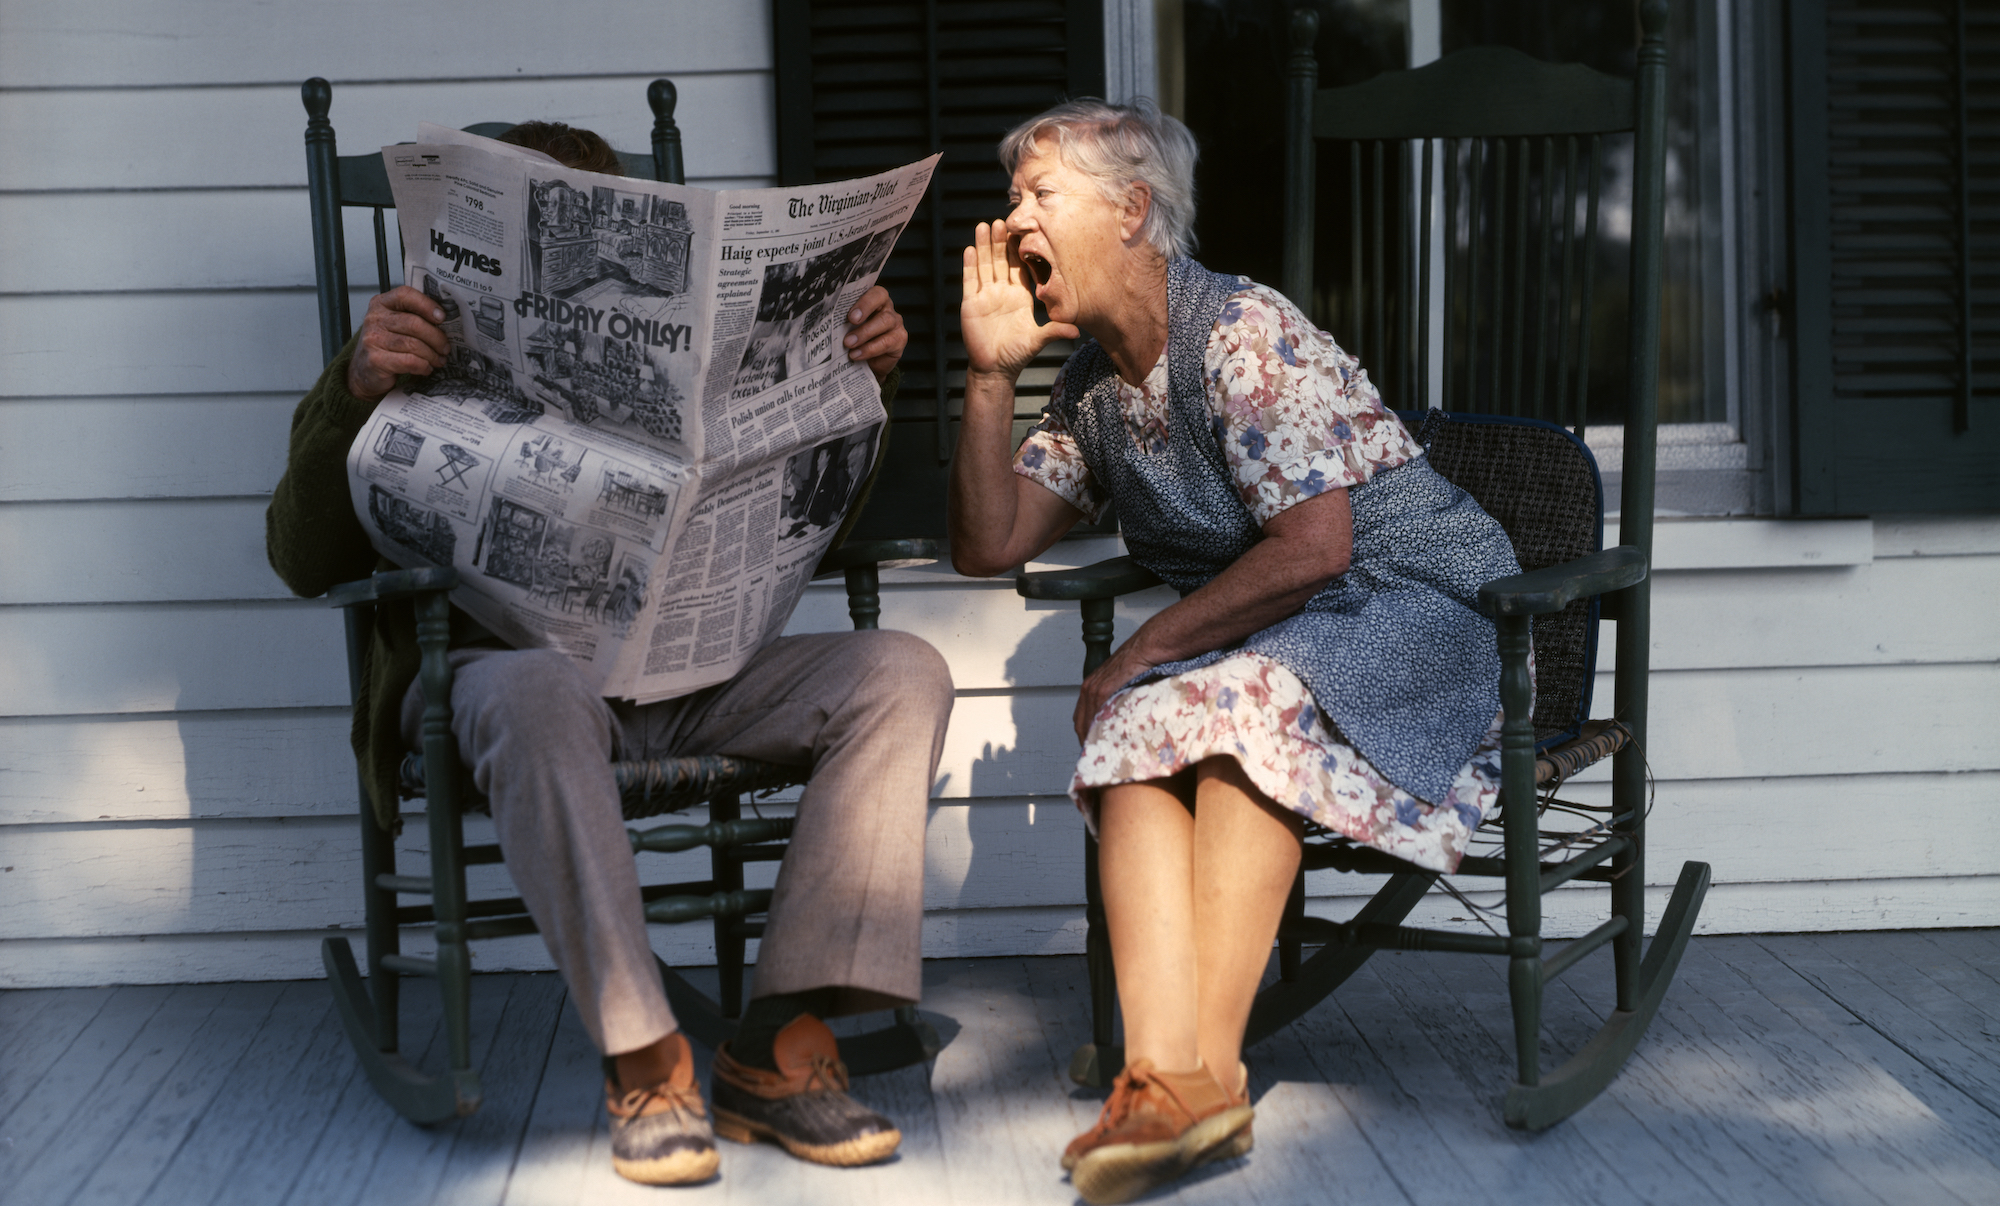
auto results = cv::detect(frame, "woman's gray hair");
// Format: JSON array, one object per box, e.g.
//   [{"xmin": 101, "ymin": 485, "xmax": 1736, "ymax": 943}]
[{"xmin": 998, "ymin": 97, "xmax": 1199, "ymax": 259}]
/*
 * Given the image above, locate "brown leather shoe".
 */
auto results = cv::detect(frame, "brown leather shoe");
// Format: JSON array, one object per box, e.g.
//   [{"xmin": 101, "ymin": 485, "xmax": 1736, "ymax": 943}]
[
  {"xmin": 711, "ymin": 1014, "xmax": 901, "ymax": 1166},
  {"xmin": 1062, "ymin": 1060, "xmax": 1251, "ymax": 1172},
  {"xmin": 604, "ymin": 1032, "xmax": 720, "ymax": 1185},
  {"xmin": 1065, "ymin": 1060, "xmax": 1254, "ymax": 1205}
]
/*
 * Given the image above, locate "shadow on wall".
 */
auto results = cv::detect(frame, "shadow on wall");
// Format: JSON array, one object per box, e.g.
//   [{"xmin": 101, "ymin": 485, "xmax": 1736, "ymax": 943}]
[{"xmin": 952, "ymin": 610, "xmax": 1098, "ymax": 921}]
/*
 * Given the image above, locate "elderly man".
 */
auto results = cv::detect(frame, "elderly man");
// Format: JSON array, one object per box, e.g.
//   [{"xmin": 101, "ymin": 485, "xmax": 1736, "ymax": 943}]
[{"xmin": 267, "ymin": 121, "xmax": 952, "ymax": 1186}]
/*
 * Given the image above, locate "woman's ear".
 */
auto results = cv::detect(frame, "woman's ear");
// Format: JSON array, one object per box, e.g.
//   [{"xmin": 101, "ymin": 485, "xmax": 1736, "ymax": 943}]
[{"xmin": 1120, "ymin": 181, "xmax": 1153, "ymax": 244}]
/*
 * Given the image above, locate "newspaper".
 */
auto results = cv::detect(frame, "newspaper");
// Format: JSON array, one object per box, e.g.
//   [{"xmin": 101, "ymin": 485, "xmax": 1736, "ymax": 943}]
[{"xmin": 345, "ymin": 127, "xmax": 938, "ymax": 702}]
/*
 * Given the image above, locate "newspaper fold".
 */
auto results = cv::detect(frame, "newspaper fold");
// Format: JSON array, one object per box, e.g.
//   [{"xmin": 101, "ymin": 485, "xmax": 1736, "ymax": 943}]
[{"xmin": 345, "ymin": 127, "xmax": 939, "ymax": 702}]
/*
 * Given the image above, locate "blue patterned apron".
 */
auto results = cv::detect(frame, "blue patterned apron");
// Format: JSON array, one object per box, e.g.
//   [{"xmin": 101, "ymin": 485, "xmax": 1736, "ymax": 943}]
[{"xmin": 1051, "ymin": 257, "xmax": 1520, "ymax": 805}]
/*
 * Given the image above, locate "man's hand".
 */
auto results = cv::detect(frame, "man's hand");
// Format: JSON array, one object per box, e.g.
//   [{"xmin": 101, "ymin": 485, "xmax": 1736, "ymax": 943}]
[
  {"xmin": 844, "ymin": 285, "xmax": 908, "ymax": 385},
  {"xmin": 347, "ymin": 286, "xmax": 449, "ymax": 403},
  {"xmin": 962, "ymin": 219, "xmax": 1078, "ymax": 383}
]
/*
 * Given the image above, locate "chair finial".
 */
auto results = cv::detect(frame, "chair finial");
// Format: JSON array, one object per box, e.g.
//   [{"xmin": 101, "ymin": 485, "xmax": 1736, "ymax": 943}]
[
  {"xmin": 1639, "ymin": 0, "xmax": 1669, "ymax": 40},
  {"xmin": 648, "ymin": 78, "xmax": 679, "ymax": 122},
  {"xmin": 303, "ymin": 77, "xmax": 332, "ymax": 122},
  {"xmin": 1289, "ymin": 7, "xmax": 1319, "ymax": 55}
]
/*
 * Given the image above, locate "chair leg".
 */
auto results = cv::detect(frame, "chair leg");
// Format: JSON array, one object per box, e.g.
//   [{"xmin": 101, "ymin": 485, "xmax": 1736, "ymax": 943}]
[
  {"xmin": 1069, "ymin": 831, "xmax": 1123, "ymax": 1087},
  {"xmin": 428, "ymin": 795, "xmax": 477, "ymax": 1092},
  {"xmin": 1244, "ymin": 869, "xmax": 1435, "ymax": 1046},
  {"xmin": 1495, "ymin": 613, "xmax": 1542, "ymax": 1091},
  {"xmin": 1508, "ymin": 951, "xmax": 1544, "ymax": 1090},
  {"xmin": 1611, "ymin": 728, "xmax": 1647, "ymax": 1013},
  {"xmin": 1503, "ymin": 860, "xmax": 1710, "ymax": 1130},
  {"xmin": 324, "ymin": 938, "xmax": 477, "ymax": 1123},
  {"xmin": 709, "ymin": 793, "xmax": 748, "ymax": 1019},
  {"xmin": 1277, "ymin": 869, "xmax": 1306, "ymax": 982},
  {"xmin": 358, "ymin": 774, "xmax": 401, "ymax": 1051}
]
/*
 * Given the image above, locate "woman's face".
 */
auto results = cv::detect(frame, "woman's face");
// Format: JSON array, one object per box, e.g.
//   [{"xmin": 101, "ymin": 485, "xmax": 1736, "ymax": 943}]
[{"xmin": 1004, "ymin": 140, "xmax": 1135, "ymax": 328}]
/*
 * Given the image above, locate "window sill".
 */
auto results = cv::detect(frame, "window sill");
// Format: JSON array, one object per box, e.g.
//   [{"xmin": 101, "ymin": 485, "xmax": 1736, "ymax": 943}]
[
  {"xmin": 1587, "ymin": 423, "xmax": 1758, "ymax": 519},
  {"xmin": 1605, "ymin": 516, "xmax": 1874, "ymax": 570}
]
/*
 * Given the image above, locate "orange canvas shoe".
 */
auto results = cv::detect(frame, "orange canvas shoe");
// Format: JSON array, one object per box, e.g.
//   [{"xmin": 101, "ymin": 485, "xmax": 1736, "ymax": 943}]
[{"xmin": 1063, "ymin": 1060, "xmax": 1254, "ymax": 1205}]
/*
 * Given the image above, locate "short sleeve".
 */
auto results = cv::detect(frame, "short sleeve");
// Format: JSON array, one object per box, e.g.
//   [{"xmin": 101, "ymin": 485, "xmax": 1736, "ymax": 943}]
[
  {"xmin": 1207, "ymin": 288, "xmax": 1421, "ymax": 526},
  {"xmin": 1013, "ymin": 366, "xmax": 1111, "ymax": 521}
]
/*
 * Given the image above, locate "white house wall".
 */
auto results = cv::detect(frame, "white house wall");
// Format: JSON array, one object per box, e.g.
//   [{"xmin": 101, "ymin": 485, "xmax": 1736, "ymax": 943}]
[{"xmin": 2, "ymin": 1, "xmax": 1996, "ymax": 988}]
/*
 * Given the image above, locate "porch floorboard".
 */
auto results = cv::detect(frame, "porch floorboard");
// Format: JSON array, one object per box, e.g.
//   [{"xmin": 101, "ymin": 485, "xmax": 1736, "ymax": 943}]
[{"xmin": 3, "ymin": 931, "xmax": 1997, "ymax": 1205}]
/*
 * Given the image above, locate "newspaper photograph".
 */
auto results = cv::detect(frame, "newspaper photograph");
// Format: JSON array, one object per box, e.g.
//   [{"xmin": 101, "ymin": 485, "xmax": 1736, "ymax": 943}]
[{"xmin": 344, "ymin": 127, "xmax": 938, "ymax": 701}]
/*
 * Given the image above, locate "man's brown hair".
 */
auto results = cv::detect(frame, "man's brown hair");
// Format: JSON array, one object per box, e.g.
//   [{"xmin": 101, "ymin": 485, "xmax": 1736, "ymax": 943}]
[{"xmin": 499, "ymin": 121, "xmax": 624, "ymax": 176}]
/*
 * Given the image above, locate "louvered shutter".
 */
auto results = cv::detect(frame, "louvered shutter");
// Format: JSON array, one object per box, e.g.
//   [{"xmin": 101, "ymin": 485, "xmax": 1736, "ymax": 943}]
[
  {"xmin": 774, "ymin": 0, "xmax": 1108, "ymax": 540},
  {"xmin": 1789, "ymin": 0, "xmax": 2000, "ymax": 513}
]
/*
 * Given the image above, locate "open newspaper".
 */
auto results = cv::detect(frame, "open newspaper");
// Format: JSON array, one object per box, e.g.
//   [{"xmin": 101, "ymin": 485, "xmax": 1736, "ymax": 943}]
[{"xmin": 345, "ymin": 127, "xmax": 938, "ymax": 702}]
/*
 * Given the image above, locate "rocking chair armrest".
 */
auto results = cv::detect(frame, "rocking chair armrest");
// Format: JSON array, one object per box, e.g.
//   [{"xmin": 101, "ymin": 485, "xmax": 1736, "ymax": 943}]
[
  {"xmin": 326, "ymin": 566, "xmax": 461, "ymax": 609},
  {"xmin": 1015, "ymin": 555, "xmax": 1165, "ymax": 602},
  {"xmin": 1478, "ymin": 545, "xmax": 1647, "ymax": 617},
  {"xmin": 811, "ymin": 537, "xmax": 946, "ymax": 579}
]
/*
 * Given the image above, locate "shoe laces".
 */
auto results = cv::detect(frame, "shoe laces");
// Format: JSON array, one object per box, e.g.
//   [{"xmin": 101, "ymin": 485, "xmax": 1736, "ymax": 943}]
[
  {"xmin": 1090, "ymin": 1061, "xmax": 1200, "ymax": 1136},
  {"xmin": 801, "ymin": 1053, "xmax": 851, "ymax": 1094},
  {"xmin": 614, "ymin": 1076, "xmax": 705, "ymax": 1120}
]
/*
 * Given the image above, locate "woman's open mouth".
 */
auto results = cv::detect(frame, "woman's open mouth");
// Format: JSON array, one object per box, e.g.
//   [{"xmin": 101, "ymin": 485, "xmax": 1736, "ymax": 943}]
[{"xmin": 1022, "ymin": 250, "xmax": 1053, "ymax": 288}]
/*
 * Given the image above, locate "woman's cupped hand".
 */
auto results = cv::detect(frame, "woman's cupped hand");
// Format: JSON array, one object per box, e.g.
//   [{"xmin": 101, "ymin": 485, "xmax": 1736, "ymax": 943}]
[{"xmin": 961, "ymin": 219, "xmax": 1079, "ymax": 381}]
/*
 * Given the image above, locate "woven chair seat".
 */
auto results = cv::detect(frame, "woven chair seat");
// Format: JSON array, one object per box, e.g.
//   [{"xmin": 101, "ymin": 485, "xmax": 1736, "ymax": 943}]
[
  {"xmin": 399, "ymin": 751, "xmax": 807, "ymax": 821},
  {"xmin": 613, "ymin": 756, "xmax": 808, "ymax": 820},
  {"xmin": 1533, "ymin": 719, "xmax": 1632, "ymax": 786}
]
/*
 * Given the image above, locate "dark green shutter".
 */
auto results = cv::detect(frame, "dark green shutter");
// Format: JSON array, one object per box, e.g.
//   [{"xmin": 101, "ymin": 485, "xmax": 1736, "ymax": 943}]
[
  {"xmin": 775, "ymin": 0, "xmax": 1107, "ymax": 540},
  {"xmin": 1788, "ymin": 0, "xmax": 2000, "ymax": 514}
]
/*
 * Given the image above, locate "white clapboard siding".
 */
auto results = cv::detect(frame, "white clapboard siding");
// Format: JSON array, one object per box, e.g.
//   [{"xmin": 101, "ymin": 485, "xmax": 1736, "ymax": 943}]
[
  {"xmin": 0, "ymin": 161, "xmax": 768, "ymax": 297},
  {"xmin": 5, "ymin": 1, "xmax": 1997, "ymax": 989},
  {"xmin": 0, "ymin": 396, "xmax": 299, "ymax": 503},
  {"xmin": 5, "ymin": 589, "xmax": 1994, "ymax": 773},
  {"xmin": 1601, "ymin": 555, "xmax": 2000, "ymax": 670},
  {"xmin": 0, "ymin": 601, "xmax": 346, "ymax": 717},
  {"xmin": 0, "ymin": 197, "xmax": 423, "ymax": 297},
  {"xmin": 0, "ymin": 498, "xmax": 290, "ymax": 604},
  {"xmin": 11, "ymin": 785, "xmax": 1997, "ymax": 943},
  {"xmin": 1614, "ymin": 516, "xmax": 1876, "ymax": 568},
  {"xmin": 0, "ymin": 709, "xmax": 358, "ymax": 825},
  {"xmin": 1557, "ymin": 773, "xmax": 2000, "ymax": 883},
  {"xmin": 0, "ymin": 0, "xmax": 773, "ymax": 89},
  {"xmin": 2, "ymin": 74, "xmax": 776, "ymax": 195},
  {"xmin": 6, "ymin": 666, "xmax": 1994, "ymax": 883},
  {"xmin": 1, "ymin": 292, "xmax": 337, "ymax": 398},
  {"xmin": 1875, "ymin": 514, "xmax": 2000, "ymax": 557},
  {"xmin": 13, "ymin": 504, "xmax": 1995, "ymax": 670},
  {"xmin": 3, "ymin": 196, "xmax": 404, "ymax": 296}
]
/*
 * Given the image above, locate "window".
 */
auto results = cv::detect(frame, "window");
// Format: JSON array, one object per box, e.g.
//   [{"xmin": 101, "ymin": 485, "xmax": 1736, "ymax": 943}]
[{"xmin": 1167, "ymin": 0, "xmax": 1762, "ymax": 512}]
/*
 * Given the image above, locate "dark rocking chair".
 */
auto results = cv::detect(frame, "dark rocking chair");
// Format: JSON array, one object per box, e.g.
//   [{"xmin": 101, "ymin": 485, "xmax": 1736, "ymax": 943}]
[
  {"xmin": 300, "ymin": 76, "xmax": 943, "ymax": 1123},
  {"xmin": 1023, "ymin": 1, "xmax": 1709, "ymax": 1129}
]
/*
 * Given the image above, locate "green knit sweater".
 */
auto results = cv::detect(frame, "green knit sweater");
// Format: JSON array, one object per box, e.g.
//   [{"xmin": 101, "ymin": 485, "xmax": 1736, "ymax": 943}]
[
  {"xmin": 266, "ymin": 338, "xmax": 434, "ymax": 830},
  {"xmin": 266, "ymin": 339, "xmax": 900, "ymax": 830}
]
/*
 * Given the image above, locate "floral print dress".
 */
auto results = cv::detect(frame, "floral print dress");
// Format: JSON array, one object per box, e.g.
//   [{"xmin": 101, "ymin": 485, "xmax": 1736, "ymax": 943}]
[{"xmin": 1014, "ymin": 285, "xmax": 1508, "ymax": 874}]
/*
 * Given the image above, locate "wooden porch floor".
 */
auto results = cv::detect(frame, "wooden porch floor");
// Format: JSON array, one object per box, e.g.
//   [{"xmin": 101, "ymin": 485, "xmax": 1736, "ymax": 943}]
[{"xmin": 3, "ymin": 930, "xmax": 1997, "ymax": 1206}]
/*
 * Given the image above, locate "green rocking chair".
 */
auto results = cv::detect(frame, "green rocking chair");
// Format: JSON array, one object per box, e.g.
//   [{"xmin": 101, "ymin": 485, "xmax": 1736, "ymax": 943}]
[
  {"xmin": 300, "ymin": 76, "xmax": 943, "ymax": 1123},
  {"xmin": 1025, "ymin": 1, "xmax": 1709, "ymax": 1129}
]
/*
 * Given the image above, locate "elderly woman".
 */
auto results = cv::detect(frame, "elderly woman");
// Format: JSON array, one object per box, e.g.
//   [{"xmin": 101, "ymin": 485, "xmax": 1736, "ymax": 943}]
[{"xmin": 949, "ymin": 99, "xmax": 1522, "ymax": 1204}]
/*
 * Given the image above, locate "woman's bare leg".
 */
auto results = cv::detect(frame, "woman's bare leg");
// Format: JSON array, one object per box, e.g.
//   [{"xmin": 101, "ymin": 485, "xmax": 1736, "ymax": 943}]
[
  {"xmin": 1097, "ymin": 773, "xmax": 1200, "ymax": 1073},
  {"xmin": 1190, "ymin": 756, "xmax": 1303, "ymax": 1082}
]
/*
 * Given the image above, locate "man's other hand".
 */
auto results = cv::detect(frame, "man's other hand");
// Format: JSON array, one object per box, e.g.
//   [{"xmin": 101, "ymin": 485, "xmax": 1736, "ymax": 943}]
[
  {"xmin": 348, "ymin": 286, "xmax": 450, "ymax": 403},
  {"xmin": 844, "ymin": 285, "xmax": 908, "ymax": 385}
]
